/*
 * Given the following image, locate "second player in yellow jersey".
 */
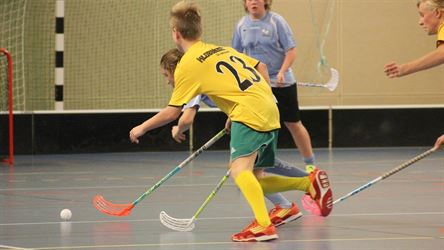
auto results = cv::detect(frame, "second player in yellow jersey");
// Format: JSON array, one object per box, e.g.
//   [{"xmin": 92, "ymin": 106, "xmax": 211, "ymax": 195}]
[{"xmin": 169, "ymin": 41, "xmax": 280, "ymax": 132}]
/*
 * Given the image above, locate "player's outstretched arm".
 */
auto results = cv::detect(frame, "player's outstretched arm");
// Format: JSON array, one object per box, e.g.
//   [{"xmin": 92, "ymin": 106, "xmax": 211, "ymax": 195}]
[
  {"xmin": 384, "ymin": 44, "xmax": 444, "ymax": 78},
  {"xmin": 130, "ymin": 106, "xmax": 182, "ymax": 144}
]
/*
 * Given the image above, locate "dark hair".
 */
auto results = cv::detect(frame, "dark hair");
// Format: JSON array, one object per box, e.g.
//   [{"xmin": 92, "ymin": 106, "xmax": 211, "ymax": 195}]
[{"xmin": 160, "ymin": 48, "xmax": 184, "ymax": 74}]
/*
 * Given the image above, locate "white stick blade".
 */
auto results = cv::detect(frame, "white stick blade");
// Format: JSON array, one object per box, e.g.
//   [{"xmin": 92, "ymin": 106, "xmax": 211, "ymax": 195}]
[
  {"xmin": 159, "ymin": 211, "xmax": 195, "ymax": 232},
  {"xmin": 326, "ymin": 68, "xmax": 339, "ymax": 91}
]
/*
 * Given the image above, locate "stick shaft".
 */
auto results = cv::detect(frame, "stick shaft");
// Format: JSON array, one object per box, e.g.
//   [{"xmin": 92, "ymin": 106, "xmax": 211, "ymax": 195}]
[
  {"xmin": 272, "ymin": 68, "xmax": 338, "ymax": 91},
  {"xmin": 297, "ymin": 82, "xmax": 326, "ymax": 88},
  {"xmin": 133, "ymin": 129, "xmax": 226, "ymax": 205},
  {"xmin": 333, "ymin": 148, "xmax": 435, "ymax": 205},
  {"xmin": 191, "ymin": 170, "xmax": 231, "ymax": 220},
  {"xmin": 273, "ymin": 82, "xmax": 328, "ymax": 88}
]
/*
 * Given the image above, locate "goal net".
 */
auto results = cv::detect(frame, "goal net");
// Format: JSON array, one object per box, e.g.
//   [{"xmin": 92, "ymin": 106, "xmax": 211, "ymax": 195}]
[
  {"xmin": 1, "ymin": 0, "xmax": 247, "ymax": 110},
  {"xmin": 0, "ymin": 49, "xmax": 14, "ymax": 165},
  {"xmin": 0, "ymin": 0, "xmax": 26, "ymax": 111},
  {"xmin": 0, "ymin": 0, "xmax": 26, "ymax": 164}
]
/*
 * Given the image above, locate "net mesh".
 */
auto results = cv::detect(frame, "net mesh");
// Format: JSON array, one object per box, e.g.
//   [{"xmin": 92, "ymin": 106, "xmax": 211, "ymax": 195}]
[
  {"xmin": 64, "ymin": 0, "xmax": 244, "ymax": 109},
  {"xmin": 24, "ymin": 0, "xmax": 54, "ymax": 110},
  {"xmin": 0, "ymin": 0, "xmax": 26, "ymax": 111},
  {"xmin": 0, "ymin": 51, "xmax": 12, "ymax": 161},
  {"xmin": 1, "ymin": 0, "xmax": 338, "ymax": 110},
  {"xmin": 0, "ymin": 54, "xmax": 8, "ymax": 111},
  {"xmin": 2, "ymin": 0, "xmax": 245, "ymax": 110}
]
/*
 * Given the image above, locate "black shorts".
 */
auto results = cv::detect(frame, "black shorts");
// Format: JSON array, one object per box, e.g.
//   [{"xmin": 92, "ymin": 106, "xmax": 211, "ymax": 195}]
[{"xmin": 271, "ymin": 84, "xmax": 301, "ymax": 122}]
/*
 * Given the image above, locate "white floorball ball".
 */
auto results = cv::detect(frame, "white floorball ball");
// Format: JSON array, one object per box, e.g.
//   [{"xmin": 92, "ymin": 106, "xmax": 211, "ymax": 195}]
[{"xmin": 60, "ymin": 208, "xmax": 72, "ymax": 221}]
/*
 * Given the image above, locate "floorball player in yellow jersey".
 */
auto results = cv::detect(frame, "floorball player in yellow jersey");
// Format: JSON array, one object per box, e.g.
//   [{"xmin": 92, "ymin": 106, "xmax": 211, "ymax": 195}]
[
  {"xmin": 384, "ymin": 0, "xmax": 444, "ymax": 77},
  {"xmin": 384, "ymin": 0, "xmax": 443, "ymax": 152},
  {"xmin": 129, "ymin": 0, "xmax": 333, "ymax": 242}
]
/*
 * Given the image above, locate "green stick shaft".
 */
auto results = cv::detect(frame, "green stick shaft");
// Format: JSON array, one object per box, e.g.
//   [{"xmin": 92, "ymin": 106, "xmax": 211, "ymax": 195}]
[{"xmin": 192, "ymin": 169, "xmax": 231, "ymax": 219}]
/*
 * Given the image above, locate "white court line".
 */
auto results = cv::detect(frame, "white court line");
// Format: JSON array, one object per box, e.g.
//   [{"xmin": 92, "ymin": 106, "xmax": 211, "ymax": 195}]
[
  {"xmin": 28, "ymin": 236, "xmax": 444, "ymax": 250},
  {"xmin": 0, "ymin": 171, "xmax": 94, "ymax": 176},
  {"xmin": 74, "ymin": 178, "xmax": 93, "ymax": 181},
  {"xmin": 316, "ymin": 156, "xmax": 444, "ymax": 167},
  {"xmin": 0, "ymin": 182, "xmax": 237, "ymax": 192},
  {"xmin": 1, "ymin": 211, "xmax": 443, "ymax": 227},
  {"xmin": 7, "ymin": 180, "xmax": 27, "ymax": 183},
  {"xmin": 1, "ymin": 176, "xmax": 443, "ymax": 192},
  {"xmin": 0, "ymin": 244, "xmax": 33, "ymax": 250},
  {"xmin": 40, "ymin": 179, "xmax": 60, "ymax": 182}
]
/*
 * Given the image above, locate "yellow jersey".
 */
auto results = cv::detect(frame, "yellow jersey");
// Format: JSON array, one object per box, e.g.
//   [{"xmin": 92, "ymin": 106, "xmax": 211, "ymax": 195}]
[
  {"xmin": 437, "ymin": 22, "xmax": 444, "ymax": 47},
  {"xmin": 169, "ymin": 41, "xmax": 280, "ymax": 132}
]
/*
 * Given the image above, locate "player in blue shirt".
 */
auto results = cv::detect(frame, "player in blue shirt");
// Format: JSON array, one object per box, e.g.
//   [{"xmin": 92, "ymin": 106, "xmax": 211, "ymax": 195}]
[{"xmin": 232, "ymin": 0, "xmax": 320, "ymax": 226}]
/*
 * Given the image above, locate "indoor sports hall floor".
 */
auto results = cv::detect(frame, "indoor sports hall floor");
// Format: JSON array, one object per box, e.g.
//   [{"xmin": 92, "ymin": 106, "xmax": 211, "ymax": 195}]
[{"xmin": 0, "ymin": 147, "xmax": 443, "ymax": 250}]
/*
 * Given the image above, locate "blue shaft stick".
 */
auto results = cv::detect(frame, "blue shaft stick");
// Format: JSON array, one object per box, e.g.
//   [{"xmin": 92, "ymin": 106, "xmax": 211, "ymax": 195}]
[{"xmin": 333, "ymin": 148, "xmax": 436, "ymax": 205}]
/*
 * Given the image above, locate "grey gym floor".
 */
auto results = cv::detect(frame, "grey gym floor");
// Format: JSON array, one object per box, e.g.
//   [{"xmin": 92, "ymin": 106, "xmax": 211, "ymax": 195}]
[{"xmin": 0, "ymin": 147, "xmax": 443, "ymax": 250}]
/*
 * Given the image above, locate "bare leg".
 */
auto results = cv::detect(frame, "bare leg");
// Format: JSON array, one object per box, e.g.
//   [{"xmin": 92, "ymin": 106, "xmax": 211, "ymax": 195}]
[
  {"xmin": 284, "ymin": 121, "xmax": 313, "ymax": 159},
  {"xmin": 229, "ymin": 152, "xmax": 256, "ymax": 178}
]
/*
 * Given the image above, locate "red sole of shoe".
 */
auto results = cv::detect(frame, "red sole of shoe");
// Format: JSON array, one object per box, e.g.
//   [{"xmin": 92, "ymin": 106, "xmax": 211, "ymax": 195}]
[
  {"xmin": 313, "ymin": 170, "xmax": 333, "ymax": 216},
  {"xmin": 319, "ymin": 188, "xmax": 333, "ymax": 216},
  {"xmin": 232, "ymin": 234, "xmax": 279, "ymax": 242}
]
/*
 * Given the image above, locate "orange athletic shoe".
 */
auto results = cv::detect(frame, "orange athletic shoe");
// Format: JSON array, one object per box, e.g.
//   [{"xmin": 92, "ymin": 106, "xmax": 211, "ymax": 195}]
[
  {"xmin": 308, "ymin": 169, "xmax": 333, "ymax": 216},
  {"xmin": 269, "ymin": 203, "xmax": 303, "ymax": 227},
  {"xmin": 231, "ymin": 220, "xmax": 278, "ymax": 242}
]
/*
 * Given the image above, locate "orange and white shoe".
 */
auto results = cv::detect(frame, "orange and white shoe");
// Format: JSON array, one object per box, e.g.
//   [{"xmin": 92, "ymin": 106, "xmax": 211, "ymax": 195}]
[
  {"xmin": 269, "ymin": 203, "xmax": 302, "ymax": 227},
  {"xmin": 231, "ymin": 220, "xmax": 278, "ymax": 242},
  {"xmin": 308, "ymin": 169, "xmax": 333, "ymax": 216}
]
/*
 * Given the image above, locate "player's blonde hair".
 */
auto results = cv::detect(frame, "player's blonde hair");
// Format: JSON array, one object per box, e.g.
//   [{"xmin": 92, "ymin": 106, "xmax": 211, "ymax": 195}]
[
  {"xmin": 417, "ymin": 0, "xmax": 444, "ymax": 12},
  {"xmin": 243, "ymin": 0, "xmax": 272, "ymax": 13},
  {"xmin": 160, "ymin": 48, "xmax": 184, "ymax": 74},
  {"xmin": 170, "ymin": 1, "xmax": 202, "ymax": 40}
]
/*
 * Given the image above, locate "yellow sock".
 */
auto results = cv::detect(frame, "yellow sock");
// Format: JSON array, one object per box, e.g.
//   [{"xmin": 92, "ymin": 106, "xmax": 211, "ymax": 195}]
[
  {"xmin": 259, "ymin": 175, "xmax": 310, "ymax": 194},
  {"xmin": 234, "ymin": 171, "xmax": 271, "ymax": 227}
]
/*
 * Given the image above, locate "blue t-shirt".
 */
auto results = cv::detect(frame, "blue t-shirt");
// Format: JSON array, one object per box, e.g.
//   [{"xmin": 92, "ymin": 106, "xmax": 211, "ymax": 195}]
[{"xmin": 232, "ymin": 11, "xmax": 297, "ymax": 87}]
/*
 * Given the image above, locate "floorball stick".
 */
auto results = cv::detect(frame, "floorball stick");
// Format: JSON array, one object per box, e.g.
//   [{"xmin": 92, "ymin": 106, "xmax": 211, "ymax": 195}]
[
  {"xmin": 302, "ymin": 148, "xmax": 437, "ymax": 215},
  {"xmin": 273, "ymin": 68, "xmax": 339, "ymax": 91},
  {"xmin": 160, "ymin": 169, "xmax": 231, "ymax": 231},
  {"xmin": 333, "ymin": 147, "xmax": 437, "ymax": 205},
  {"xmin": 297, "ymin": 68, "xmax": 339, "ymax": 91},
  {"xmin": 93, "ymin": 128, "xmax": 227, "ymax": 216}
]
